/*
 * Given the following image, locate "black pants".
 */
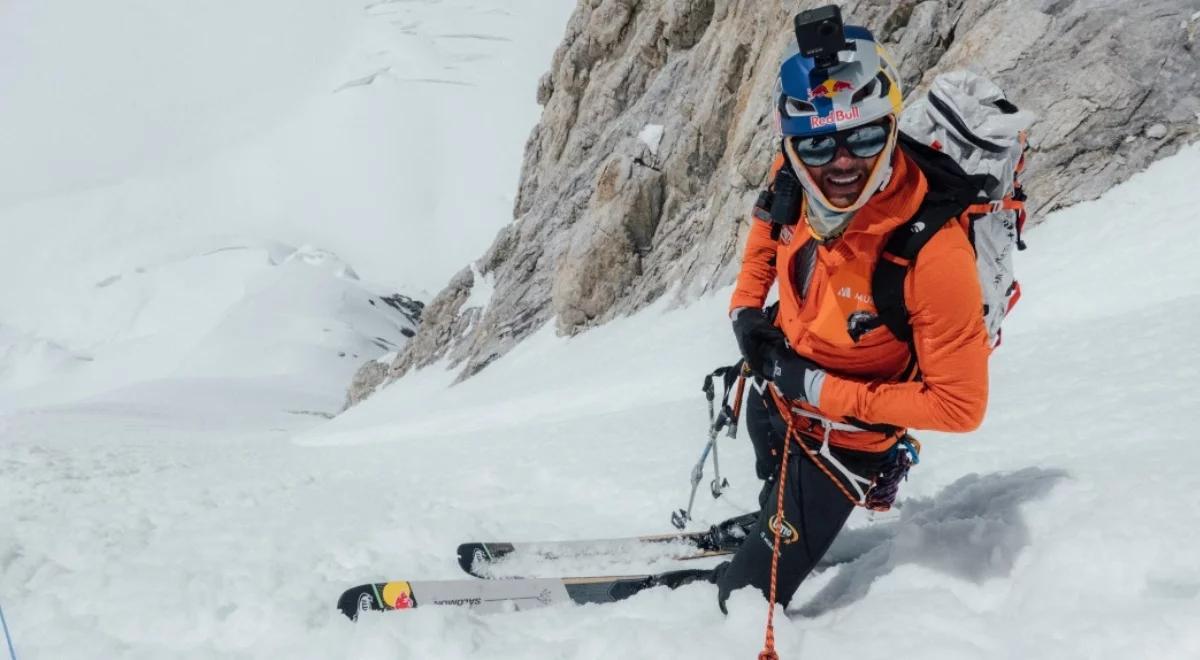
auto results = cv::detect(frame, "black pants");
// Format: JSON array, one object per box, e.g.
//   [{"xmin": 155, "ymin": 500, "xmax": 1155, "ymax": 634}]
[{"xmin": 714, "ymin": 385, "xmax": 886, "ymax": 611}]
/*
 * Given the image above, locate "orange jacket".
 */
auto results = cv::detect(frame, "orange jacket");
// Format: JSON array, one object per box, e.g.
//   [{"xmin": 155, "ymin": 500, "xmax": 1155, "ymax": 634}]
[{"xmin": 731, "ymin": 149, "xmax": 990, "ymax": 453}]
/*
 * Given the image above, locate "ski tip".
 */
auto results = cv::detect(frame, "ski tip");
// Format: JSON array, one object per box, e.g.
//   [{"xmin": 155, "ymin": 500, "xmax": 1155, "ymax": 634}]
[
  {"xmin": 456, "ymin": 544, "xmax": 483, "ymax": 576},
  {"xmin": 456, "ymin": 542, "xmax": 514, "ymax": 578},
  {"xmin": 337, "ymin": 584, "xmax": 376, "ymax": 620},
  {"xmin": 338, "ymin": 581, "xmax": 418, "ymax": 620}
]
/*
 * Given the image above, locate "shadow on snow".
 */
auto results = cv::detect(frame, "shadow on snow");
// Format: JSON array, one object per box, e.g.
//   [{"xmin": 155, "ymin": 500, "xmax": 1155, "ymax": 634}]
[{"xmin": 793, "ymin": 466, "xmax": 1068, "ymax": 618}]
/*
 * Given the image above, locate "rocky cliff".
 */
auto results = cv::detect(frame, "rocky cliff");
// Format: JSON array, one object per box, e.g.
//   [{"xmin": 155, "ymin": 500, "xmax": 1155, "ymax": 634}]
[{"xmin": 348, "ymin": 0, "xmax": 1200, "ymax": 407}]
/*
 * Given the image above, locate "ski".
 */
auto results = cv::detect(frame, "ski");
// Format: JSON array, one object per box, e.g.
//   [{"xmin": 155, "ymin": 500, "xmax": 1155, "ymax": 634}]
[
  {"xmin": 457, "ymin": 512, "xmax": 759, "ymax": 578},
  {"xmin": 338, "ymin": 569, "xmax": 712, "ymax": 620},
  {"xmin": 340, "ymin": 521, "xmax": 884, "ymax": 619}
]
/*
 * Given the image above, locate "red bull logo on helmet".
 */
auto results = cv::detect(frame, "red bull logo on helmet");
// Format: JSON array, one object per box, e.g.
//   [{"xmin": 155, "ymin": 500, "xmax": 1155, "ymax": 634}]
[
  {"xmin": 808, "ymin": 79, "xmax": 854, "ymax": 99},
  {"xmin": 810, "ymin": 106, "xmax": 861, "ymax": 129}
]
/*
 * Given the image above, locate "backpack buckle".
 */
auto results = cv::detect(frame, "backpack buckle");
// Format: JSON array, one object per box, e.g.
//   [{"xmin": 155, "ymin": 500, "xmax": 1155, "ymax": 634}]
[{"xmin": 752, "ymin": 190, "xmax": 775, "ymax": 222}]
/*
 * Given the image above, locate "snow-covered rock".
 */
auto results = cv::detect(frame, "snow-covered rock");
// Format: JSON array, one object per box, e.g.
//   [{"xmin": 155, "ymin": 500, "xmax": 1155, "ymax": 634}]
[
  {"xmin": 0, "ymin": 239, "xmax": 418, "ymax": 413},
  {"xmin": 638, "ymin": 124, "xmax": 666, "ymax": 156}
]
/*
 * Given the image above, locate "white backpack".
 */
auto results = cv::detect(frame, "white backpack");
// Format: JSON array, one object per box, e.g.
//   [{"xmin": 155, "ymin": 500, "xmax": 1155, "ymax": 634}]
[{"xmin": 883, "ymin": 70, "xmax": 1035, "ymax": 349}]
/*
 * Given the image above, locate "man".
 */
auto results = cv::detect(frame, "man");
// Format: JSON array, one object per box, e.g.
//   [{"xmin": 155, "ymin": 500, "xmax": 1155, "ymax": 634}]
[{"xmin": 712, "ymin": 21, "xmax": 991, "ymax": 611}]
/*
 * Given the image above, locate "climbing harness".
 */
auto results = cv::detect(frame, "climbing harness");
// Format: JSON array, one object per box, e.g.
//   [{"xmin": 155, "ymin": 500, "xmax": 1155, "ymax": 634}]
[{"xmin": 768, "ymin": 386, "xmax": 919, "ymax": 511}]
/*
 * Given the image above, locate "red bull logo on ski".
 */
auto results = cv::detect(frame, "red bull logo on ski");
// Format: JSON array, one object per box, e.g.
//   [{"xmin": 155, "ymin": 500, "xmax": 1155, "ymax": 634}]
[
  {"xmin": 810, "ymin": 106, "xmax": 861, "ymax": 129},
  {"xmin": 808, "ymin": 79, "xmax": 854, "ymax": 99}
]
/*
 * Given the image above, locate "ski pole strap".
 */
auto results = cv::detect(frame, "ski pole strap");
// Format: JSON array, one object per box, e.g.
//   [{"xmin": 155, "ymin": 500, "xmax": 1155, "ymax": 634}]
[
  {"xmin": 709, "ymin": 361, "xmax": 744, "ymax": 407},
  {"xmin": 702, "ymin": 360, "xmax": 743, "ymax": 401},
  {"xmin": 704, "ymin": 360, "xmax": 748, "ymax": 436},
  {"xmin": 728, "ymin": 367, "xmax": 748, "ymax": 437}
]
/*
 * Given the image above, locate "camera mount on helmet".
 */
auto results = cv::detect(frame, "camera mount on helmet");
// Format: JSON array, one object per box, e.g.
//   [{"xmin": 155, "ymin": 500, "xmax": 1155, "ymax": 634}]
[{"xmin": 794, "ymin": 5, "xmax": 851, "ymax": 70}]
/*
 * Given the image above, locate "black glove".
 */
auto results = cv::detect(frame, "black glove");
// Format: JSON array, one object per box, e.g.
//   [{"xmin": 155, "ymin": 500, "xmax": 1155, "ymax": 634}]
[
  {"xmin": 763, "ymin": 343, "xmax": 825, "ymax": 405},
  {"xmin": 731, "ymin": 307, "xmax": 786, "ymax": 377}
]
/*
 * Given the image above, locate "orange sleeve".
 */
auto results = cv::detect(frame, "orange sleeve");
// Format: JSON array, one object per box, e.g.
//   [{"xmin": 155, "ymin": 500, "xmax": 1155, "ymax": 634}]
[
  {"xmin": 729, "ymin": 218, "xmax": 778, "ymax": 312},
  {"xmin": 817, "ymin": 227, "xmax": 990, "ymax": 432},
  {"xmin": 729, "ymin": 154, "xmax": 787, "ymax": 313}
]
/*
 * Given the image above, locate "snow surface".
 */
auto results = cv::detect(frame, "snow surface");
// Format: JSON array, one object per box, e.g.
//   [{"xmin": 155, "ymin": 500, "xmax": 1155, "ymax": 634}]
[
  {"xmin": 0, "ymin": 238, "xmax": 417, "ymax": 413},
  {"xmin": 3, "ymin": 1, "xmax": 1200, "ymax": 657},
  {"xmin": 0, "ymin": 0, "xmax": 574, "ymax": 298},
  {"xmin": 3, "ymin": 142, "xmax": 1200, "ymax": 658},
  {"xmin": 0, "ymin": 0, "xmax": 573, "ymax": 411}
]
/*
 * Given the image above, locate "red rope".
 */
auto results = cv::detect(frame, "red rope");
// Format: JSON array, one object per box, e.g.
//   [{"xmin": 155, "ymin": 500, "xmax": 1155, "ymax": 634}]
[
  {"xmin": 767, "ymin": 387, "xmax": 872, "ymax": 508},
  {"xmin": 755, "ymin": 386, "xmax": 870, "ymax": 658},
  {"xmin": 757, "ymin": 407, "xmax": 795, "ymax": 660},
  {"xmin": 755, "ymin": 385, "xmax": 916, "ymax": 657}
]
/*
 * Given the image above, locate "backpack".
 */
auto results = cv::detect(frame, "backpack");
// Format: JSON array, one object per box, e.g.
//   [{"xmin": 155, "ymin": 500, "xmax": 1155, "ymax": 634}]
[
  {"xmin": 893, "ymin": 70, "xmax": 1033, "ymax": 350},
  {"xmin": 753, "ymin": 70, "xmax": 1033, "ymax": 359}
]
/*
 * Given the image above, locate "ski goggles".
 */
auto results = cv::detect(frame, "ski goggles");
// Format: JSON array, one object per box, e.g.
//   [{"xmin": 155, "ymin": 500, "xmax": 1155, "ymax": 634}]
[{"xmin": 789, "ymin": 122, "xmax": 890, "ymax": 167}]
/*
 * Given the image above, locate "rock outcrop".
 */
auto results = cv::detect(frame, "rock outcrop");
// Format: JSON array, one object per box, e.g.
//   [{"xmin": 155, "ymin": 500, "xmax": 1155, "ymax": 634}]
[{"xmin": 348, "ymin": 0, "xmax": 1200, "ymax": 408}]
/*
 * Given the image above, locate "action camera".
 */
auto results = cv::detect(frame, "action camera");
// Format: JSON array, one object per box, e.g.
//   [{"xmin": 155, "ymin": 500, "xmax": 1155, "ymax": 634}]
[{"xmin": 794, "ymin": 5, "xmax": 850, "ymax": 69}]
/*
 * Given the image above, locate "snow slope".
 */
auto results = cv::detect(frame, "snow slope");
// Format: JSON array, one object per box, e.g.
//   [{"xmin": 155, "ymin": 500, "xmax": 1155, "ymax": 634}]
[
  {"xmin": 3, "ymin": 1, "xmax": 1199, "ymax": 657},
  {"xmin": 0, "ymin": 0, "xmax": 573, "ymax": 410},
  {"xmin": 3, "ymin": 142, "xmax": 1199, "ymax": 659},
  {"xmin": 0, "ymin": 0, "xmax": 574, "ymax": 303}
]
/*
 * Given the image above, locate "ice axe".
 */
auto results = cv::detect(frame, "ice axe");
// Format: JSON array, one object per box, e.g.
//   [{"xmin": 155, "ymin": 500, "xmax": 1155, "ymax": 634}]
[{"xmin": 671, "ymin": 361, "xmax": 749, "ymax": 530}]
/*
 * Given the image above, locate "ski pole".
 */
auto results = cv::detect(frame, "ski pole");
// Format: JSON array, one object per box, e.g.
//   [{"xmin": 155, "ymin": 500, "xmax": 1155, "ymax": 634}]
[
  {"xmin": 672, "ymin": 371, "xmax": 722, "ymax": 529},
  {"xmin": 0, "ymin": 598, "xmax": 16, "ymax": 660},
  {"xmin": 708, "ymin": 374, "xmax": 731, "ymax": 500},
  {"xmin": 711, "ymin": 365, "xmax": 750, "ymax": 496},
  {"xmin": 672, "ymin": 365, "xmax": 743, "ymax": 529},
  {"xmin": 671, "ymin": 437, "xmax": 714, "ymax": 529},
  {"xmin": 710, "ymin": 427, "xmax": 725, "ymax": 498}
]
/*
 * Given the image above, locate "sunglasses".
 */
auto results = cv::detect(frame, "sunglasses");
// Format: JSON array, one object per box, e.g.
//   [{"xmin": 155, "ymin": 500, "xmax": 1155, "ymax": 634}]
[{"xmin": 791, "ymin": 122, "xmax": 890, "ymax": 167}]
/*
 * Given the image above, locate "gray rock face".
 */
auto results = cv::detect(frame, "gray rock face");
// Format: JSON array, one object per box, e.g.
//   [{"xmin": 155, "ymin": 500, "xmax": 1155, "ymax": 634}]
[
  {"xmin": 347, "ymin": 0, "xmax": 1200, "ymax": 407},
  {"xmin": 342, "ymin": 292, "xmax": 424, "ymax": 408}
]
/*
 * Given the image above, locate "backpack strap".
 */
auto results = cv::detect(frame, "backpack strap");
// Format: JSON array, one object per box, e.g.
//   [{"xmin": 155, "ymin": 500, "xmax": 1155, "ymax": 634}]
[
  {"xmin": 871, "ymin": 199, "xmax": 965, "ymax": 345},
  {"xmin": 962, "ymin": 198, "xmax": 1024, "ymax": 215},
  {"xmin": 752, "ymin": 144, "xmax": 806, "ymax": 242},
  {"xmin": 869, "ymin": 135, "xmax": 981, "ymax": 378}
]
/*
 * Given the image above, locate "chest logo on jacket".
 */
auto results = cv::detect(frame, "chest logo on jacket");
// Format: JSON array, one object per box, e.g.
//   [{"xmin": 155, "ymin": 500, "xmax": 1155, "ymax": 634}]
[{"xmin": 836, "ymin": 286, "xmax": 873, "ymax": 306}]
